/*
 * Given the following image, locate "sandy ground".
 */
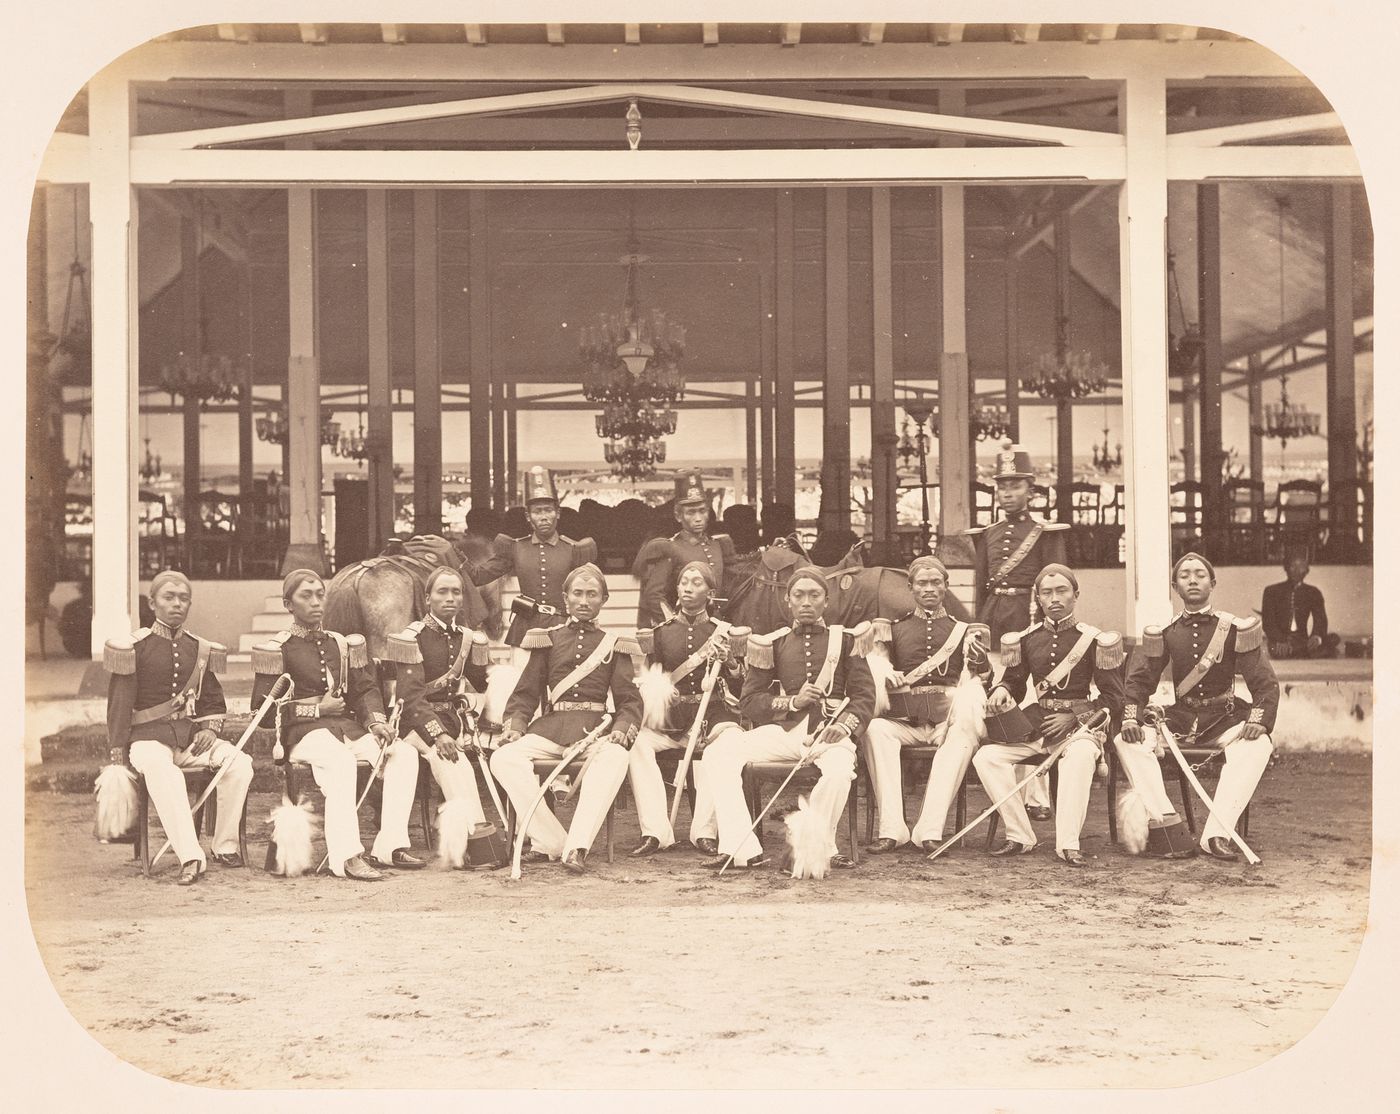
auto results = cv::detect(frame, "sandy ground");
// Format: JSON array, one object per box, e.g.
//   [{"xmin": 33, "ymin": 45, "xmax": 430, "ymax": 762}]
[{"xmin": 22, "ymin": 753, "xmax": 1370, "ymax": 1091}]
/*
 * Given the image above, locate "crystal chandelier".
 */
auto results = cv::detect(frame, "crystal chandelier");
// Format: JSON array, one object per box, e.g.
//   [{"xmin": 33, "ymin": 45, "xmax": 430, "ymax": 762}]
[
  {"xmin": 579, "ymin": 214, "xmax": 686, "ymax": 481},
  {"xmin": 256, "ymin": 409, "xmax": 342, "ymax": 448},
  {"xmin": 973, "ymin": 403, "xmax": 1011, "ymax": 442},
  {"xmin": 139, "ymin": 436, "xmax": 163, "ymax": 483},
  {"xmin": 1251, "ymin": 197, "xmax": 1322, "ymax": 451},
  {"xmin": 157, "ymin": 197, "xmax": 243, "ymax": 405},
  {"xmin": 1023, "ymin": 313, "xmax": 1109, "ymax": 401}
]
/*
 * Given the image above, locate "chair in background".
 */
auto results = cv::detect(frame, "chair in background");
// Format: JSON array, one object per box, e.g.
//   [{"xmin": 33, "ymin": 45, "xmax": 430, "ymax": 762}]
[
  {"xmin": 1169, "ymin": 481, "xmax": 1204, "ymax": 559},
  {"xmin": 1223, "ymin": 478, "xmax": 1266, "ymax": 564},
  {"xmin": 1065, "ymin": 482, "xmax": 1103, "ymax": 566},
  {"xmin": 137, "ymin": 489, "xmax": 178, "ymax": 578},
  {"xmin": 972, "ymin": 482, "xmax": 996, "ymax": 528},
  {"xmin": 1268, "ymin": 479, "xmax": 1325, "ymax": 562},
  {"xmin": 186, "ymin": 490, "xmax": 242, "ymax": 578},
  {"xmin": 1324, "ymin": 479, "xmax": 1370, "ymax": 563}
]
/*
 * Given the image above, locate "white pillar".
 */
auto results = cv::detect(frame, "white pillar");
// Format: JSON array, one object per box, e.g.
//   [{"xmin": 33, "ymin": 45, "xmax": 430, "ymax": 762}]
[
  {"xmin": 87, "ymin": 72, "xmax": 138, "ymax": 653},
  {"xmin": 1118, "ymin": 76, "xmax": 1173, "ymax": 634}
]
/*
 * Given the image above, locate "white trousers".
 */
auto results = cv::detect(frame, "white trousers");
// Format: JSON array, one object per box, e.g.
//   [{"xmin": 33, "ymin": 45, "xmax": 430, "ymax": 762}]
[
  {"xmin": 404, "ymin": 729, "xmax": 486, "ymax": 828},
  {"xmin": 1113, "ymin": 724, "xmax": 1272, "ymax": 849},
  {"xmin": 490, "ymin": 735, "xmax": 629, "ymax": 857},
  {"xmin": 971, "ymin": 730, "xmax": 1102, "ymax": 852},
  {"xmin": 627, "ymin": 723, "xmax": 730, "ymax": 846},
  {"xmin": 863, "ymin": 717, "xmax": 981, "ymax": 845},
  {"xmin": 1022, "ymin": 770, "xmax": 1052, "ymax": 809},
  {"xmin": 702, "ymin": 723, "xmax": 856, "ymax": 866},
  {"xmin": 288, "ymin": 728, "xmax": 420, "ymax": 876},
  {"xmin": 129, "ymin": 738, "xmax": 253, "ymax": 867}
]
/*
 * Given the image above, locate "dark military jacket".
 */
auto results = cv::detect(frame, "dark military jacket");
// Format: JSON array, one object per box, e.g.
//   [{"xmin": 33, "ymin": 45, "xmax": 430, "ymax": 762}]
[
  {"xmin": 503, "ymin": 619, "xmax": 643, "ymax": 745},
  {"xmin": 1124, "ymin": 608, "xmax": 1278, "ymax": 740},
  {"xmin": 466, "ymin": 531, "xmax": 598, "ymax": 646},
  {"xmin": 966, "ymin": 512, "xmax": 1070, "ymax": 639},
  {"xmin": 105, "ymin": 620, "xmax": 227, "ymax": 758},
  {"xmin": 637, "ymin": 610, "xmax": 742, "ymax": 735},
  {"xmin": 996, "ymin": 616, "xmax": 1126, "ymax": 739},
  {"xmin": 251, "ymin": 624, "xmax": 386, "ymax": 759},
  {"xmin": 875, "ymin": 609, "xmax": 991, "ymax": 684},
  {"xmin": 386, "ymin": 615, "xmax": 491, "ymax": 741},
  {"xmin": 633, "ymin": 531, "xmax": 738, "ymax": 627},
  {"xmin": 740, "ymin": 621, "xmax": 877, "ymax": 739}
]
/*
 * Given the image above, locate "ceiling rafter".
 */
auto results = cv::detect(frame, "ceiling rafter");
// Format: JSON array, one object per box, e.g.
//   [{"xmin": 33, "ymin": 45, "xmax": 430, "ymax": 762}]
[
  {"xmin": 1007, "ymin": 24, "xmax": 1041, "ymax": 44},
  {"xmin": 216, "ymin": 24, "xmax": 256, "ymax": 44},
  {"xmin": 932, "ymin": 24, "xmax": 965, "ymax": 46},
  {"xmin": 464, "ymin": 24, "xmax": 486, "ymax": 45},
  {"xmin": 624, "ymin": 24, "xmax": 640, "ymax": 46},
  {"xmin": 858, "ymin": 24, "xmax": 886, "ymax": 46},
  {"xmin": 546, "ymin": 24, "xmax": 565, "ymax": 46},
  {"xmin": 1077, "ymin": 24, "xmax": 1119, "ymax": 44},
  {"xmin": 703, "ymin": 24, "xmax": 720, "ymax": 46},
  {"xmin": 1166, "ymin": 111, "xmax": 1343, "ymax": 147},
  {"xmin": 1155, "ymin": 25, "xmax": 1198, "ymax": 42},
  {"xmin": 781, "ymin": 23, "xmax": 802, "ymax": 47},
  {"xmin": 298, "ymin": 24, "xmax": 328, "ymax": 45},
  {"xmin": 381, "ymin": 25, "xmax": 407, "ymax": 46}
]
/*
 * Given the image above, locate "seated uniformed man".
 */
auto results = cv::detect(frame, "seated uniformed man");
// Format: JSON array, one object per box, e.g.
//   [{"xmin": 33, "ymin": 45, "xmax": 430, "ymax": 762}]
[
  {"xmin": 385, "ymin": 566, "xmax": 493, "ymax": 837},
  {"xmin": 490, "ymin": 563, "xmax": 643, "ymax": 874},
  {"xmin": 104, "ymin": 570, "xmax": 245, "ymax": 886},
  {"xmin": 251, "ymin": 570, "xmax": 424, "ymax": 881},
  {"xmin": 863, "ymin": 555, "xmax": 992, "ymax": 853},
  {"xmin": 629, "ymin": 560, "xmax": 747, "ymax": 858},
  {"xmin": 972, "ymin": 564, "xmax": 1125, "ymax": 867},
  {"xmin": 700, "ymin": 565, "xmax": 877, "ymax": 871},
  {"xmin": 1260, "ymin": 552, "xmax": 1341, "ymax": 660},
  {"xmin": 1115, "ymin": 552, "xmax": 1280, "ymax": 861},
  {"xmin": 632, "ymin": 471, "xmax": 738, "ymax": 628}
]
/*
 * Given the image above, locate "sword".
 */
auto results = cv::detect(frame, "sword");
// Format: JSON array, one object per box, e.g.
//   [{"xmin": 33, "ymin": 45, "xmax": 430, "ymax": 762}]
[
  {"xmin": 669, "ymin": 656, "xmax": 724, "ymax": 831},
  {"xmin": 509, "ymin": 714, "xmax": 613, "ymax": 880},
  {"xmin": 316, "ymin": 699, "xmax": 403, "ymax": 875},
  {"xmin": 149, "ymin": 673, "xmax": 293, "ymax": 871},
  {"xmin": 1145, "ymin": 703, "xmax": 1261, "ymax": 865}
]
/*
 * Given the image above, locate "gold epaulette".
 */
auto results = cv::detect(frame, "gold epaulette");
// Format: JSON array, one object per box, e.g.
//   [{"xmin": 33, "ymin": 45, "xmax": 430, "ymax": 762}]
[
  {"xmin": 870, "ymin": 617, "xmax": 894, "ymax": 645},
  {"xmin": 103, "ymin": 628, "xmax": 151, "ymax": 674},
  {"xmin": 251, "ymin": 638, "xmax": 287, "ymax": 675},
  {"xmin": 849, "ymin": 620, "xmax": 876, "ymax": 656},
  {"xmin": 1042, "ymin": 521, "xmax": 1072, "ymax": 531},
  {"xmin": 522, "ymin": 624, "xmax": 563, "ymax": 651},
  {"xmin": 1141, "ymin": 625, "xmax": 1165, "ymax": 657},
  {"xmin": 1232, "ymin": 615, "xmax": 1264, "ymax": 653},
  {"xmin": 614, "ymin": 634, "xmax": 643, "ymax": 659},
  {"xmin": 636, "ymin": 627, "xmax": 656, "ymax": 656},
  {"xmin": 385, "ymin": 623, "xmax": 425, "ymax": 665},
  {"xmin": 469, "ymin": 629, "xmax": 491, "ymax": 665},
  {"xmin": 344, "ymin": 632, "xmax": 370, "ymax": 669},
  {"xmin": 204, "ymin": 639, "xmax": 228, "ymax": 674},
  {"xmin": 745, "ymin": 627, "xmax": 790, "ymax": 670},
  {"xmin": 1094, "ymin": 630, "xmax": 1126, "ymax": 670},
  {"xmin": 999, "ymin": 630, "xmax": 1023, "ymax": 667}
]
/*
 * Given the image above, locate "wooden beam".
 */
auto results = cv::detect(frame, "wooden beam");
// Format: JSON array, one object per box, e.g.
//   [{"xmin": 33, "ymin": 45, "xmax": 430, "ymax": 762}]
[
  {"xmin": 821, "ymin": 189, "xmax": 851, "ymax": 538},
  {"xmin": 1007, "ymin": 24, "xmax": 1041, "ymax": 44},
  {"xmin": 1053, "ymin": 213, "xmax": 1074, "ymax": 519},
  {"xmin": 870, "ymin": 187, "xmax": 897, "ymax": 546},
  {"xmin": 938, "ymin": 88, "xmax": 972, "ymax": 546},
  {"xmin": 216, "ymin": 24, "xmax": 256, "ymax": 44},
  {"xmin": 298, "ymin": 24, "xmax": 328, "ymax": 45},
  {"xmin": 932, "ymin": 24, "xmax": 965, "ymax": 46},
  {"xmin": 546, "ymin": 25, "xmax": 565, "ymax": 46},
  {"xmin": 1166, "ymin": 144, "xmax": 1361, "ymax": 179},
  {"xmin": 1197, "ymin": 184, "xmax": 1225, "ymax": 534},
  {"xmin": 381, "ymin": 25, "xmax": 407, "ymax": 46},
  {"xmin": 781, "ymin": 23, "xmax": 802, "ymax": 47},
  {"xmin": 702, "ymin": 24, "xmax": 719, "ymax": 47},
  {"xmin": 859, "ymin": 23, "xmax": 886, "ymax": 46},
  {"xmin": 1325, "ymin": 184, "xmax": 1358, "ymax": 551},
  {"xmin": 468, "ymin": 193, "xmax": 492, "ymax": 510},
  {"xmin": 1003, "ymin": 250, "xmax": 1021, "ymax": 440},
  {"xmin": 624, "ymin": 24, "xmax": 640, "ymax": 46},
  {"xmin": 365, "ymin": 190, "xmax": 394, "ymax": 547},
  {"xmin": 1247, "ymin": 354, "xmax": 1264, "ymax": 487},
  {"xmin": 774, "ymin": 191, "xmax": 796, "ymax": 510},
  {"xmin": 1167, "ymin": 111, "xmax": 1343, "ymax": 147},
  {"xmin": 1077, "ymin": 25, "xmax": 1119, "ymax": 44},
  {"xmin": 413, "ymin": 191, "xmax": 442, "ymax": 535},
  {"xmin": 745, "ymin": 381, "xmax": 758, "ymax": 505},
  {"xmin": 1010, "ymin": 184, "xmax": 1110, "ymax": 258},
  {"xmin": 1156, "ymin": 25, "xmax": 1198, "ymax": 42},
  {"xmin": 464, "ymin": 24, "xmax": 486, "ymax": 46}
]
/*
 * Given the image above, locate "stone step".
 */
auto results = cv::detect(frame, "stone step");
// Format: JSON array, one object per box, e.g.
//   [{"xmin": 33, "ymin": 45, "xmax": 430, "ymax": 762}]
[
  {"xmin": 251, "ymin": 613, "xmax": 293, "ymax": 633},
  {"xmin": 263, "ymin": 595, "xmax": 285, "ymax": 612}
]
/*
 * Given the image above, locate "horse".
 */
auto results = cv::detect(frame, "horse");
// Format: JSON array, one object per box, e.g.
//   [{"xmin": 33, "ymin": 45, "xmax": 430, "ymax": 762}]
[
  {"xmin": 323, "ymin": 534, "xmax": 503, "ymax": 663},
  {"xmin": 723, "ymin": 540, "xmax": 971, "ymax": 635}
]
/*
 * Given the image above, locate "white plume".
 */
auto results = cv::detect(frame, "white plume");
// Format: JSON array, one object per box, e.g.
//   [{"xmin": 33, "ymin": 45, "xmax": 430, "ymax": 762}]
[
  {"xmin": 436, "ymin": 799, "xmax": 475, "ymax": 869},
  {"xmin": 946, "ymin": 665, "xmax": 988, "ymax": 740},
  {"xmin": 483, "ymin": 662, "xmax": 523, "ymax": 725},
  {"xmin": 93, "ymin": 765, "xmax": 138, "ymax": 841},
  {"xmin": 1117, "ymin": 789, "xmax": 1152, "ymax": 855},
  {"xmin": 270, "ymin": 796, "xmax": 317, "ymax": 877},
  {"xmin": 783, "ymin": 796, "xmax": 832, "ymax": 880},
  {"xmin": 865, "ymin": 643, "xmax": 896, "ymax": 717},
  {"xmin": 638, "ymin": 663, "xmax": 677, "ymax": 730}
]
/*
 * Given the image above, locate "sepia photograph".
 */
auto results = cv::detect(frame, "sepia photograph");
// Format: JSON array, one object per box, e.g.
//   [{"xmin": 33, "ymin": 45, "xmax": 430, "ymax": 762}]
[{"xmin": 7, "ymin": 0, "xmax": 1393, "ymax": 1107}]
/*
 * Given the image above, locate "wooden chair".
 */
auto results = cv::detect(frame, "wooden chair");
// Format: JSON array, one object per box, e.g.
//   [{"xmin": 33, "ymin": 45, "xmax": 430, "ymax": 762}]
[
  {"xmin": 137, "ymin": 489, "xmax": 177, "ymax": 577},
  {"xmin": 1324, "ymin": 479, "xmax": 1369, "ymax": 563},
  {"xmin": 1268, "ymin": 479, "xmax": 1325, "ymax": 562},
  {"xmin": 187, "ymin": 490, "xmax": 243, "ymax": 578},
  {"xmin": 502, "ymin": 757, "xmax": 617, "ymax": 863},
  {"xmin": 1029, "ymin": 484, "xmax": 1054, "ymax": 515},
  {"xmin": 135, "ymin": 766, "xmax": 249, "ymax": 877},
  {"xmin": 1105, "ymin": 743, "xmax": 1251, "ymax": 846},
  {"xmin": 858, "ymin": 745, "xmax": 970, "ymax": 846},
  {"xmin": 740, "ymin": 760, "xmax": 861, "ymax": 863},
  {"xmin": 1098, "ymin": 484, "xmax": 1126, "ymax": 527},
  {"xmin": 1170, "ymin": 480, "xmax": 1204, "ymax": 558},
  {"xmin": 972, "ymin": 482, "xmax": 996, "ymax": 528},
  {"xmin": 984, "ymin": 757, "xmax": 1061, "ymax": 847},
  {"xmin": 264, "ymin": 759, "xmax": 434, "ymax": 871},
  {"xmin": 1223, "ymin": 478, "xmax": 1266, "ymax": 563}
]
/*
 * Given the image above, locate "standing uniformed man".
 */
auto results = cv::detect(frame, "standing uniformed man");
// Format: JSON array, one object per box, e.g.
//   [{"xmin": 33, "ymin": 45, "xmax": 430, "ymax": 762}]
[
  {"xmin": 633, "ymin": 470, "xmax": 737, "ymax": 628},
  {"xmin": 629, "ymin": 560, "xmax": 748, "ymax": 858},
  {"xmin": 385, "ymin": 566, "xmax": 493, "ymax": 835},
  {"xmin": 465, "ymin": 466, "xmax": 598, "ymax": 647},
  {"xmin": 490, "ymin": 563, "xmax": 644, "ymax": 874},
  {"xmin": 104, "ymin": 570, "xmax": 245, "ymax": 886},
  {"xmin": 863, "ymin": 556, "xmax": 992, "ymax": 853},
  {"xmin": 1115, "ymin": 552, "xmax": 1279, "ymax": 861},
  {"xmin": 972, "ymin": 564, "xmax": 1125, "ymax": 867},
  {"xmin": 251, "ymin": 569, "xmax": 425, "ymax": 881},
  {"xmin": 965, "ymin": 440, "xmax": 1069, "ymax": 821},
  {"xmin": 700, "ymin": 565, "xmax": 877, "ymax": 871}
]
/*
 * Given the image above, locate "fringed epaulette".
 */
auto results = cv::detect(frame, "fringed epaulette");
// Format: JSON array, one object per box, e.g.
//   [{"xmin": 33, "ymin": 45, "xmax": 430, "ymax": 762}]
[
  {"xmin": 962, "ymin": 525, "xmax": 989, "ymax": 537},
  {"xmin": 1140, "ymin": 625, "xmax": 1165, "ymax": 658},
  {"xmin": 344, "ymin": 632, "xmax": 370, "ymax": 669},
  {"xmin": 522, "ymin": 624, "xmax": 563, "ymax": 651},
  {"xmin": 1232, "ymin": 615, "xmax": 1264, "ymax": 653},
  {"xmin": 251, "ymin": 633, "xmax": 289, "ymax": 676},
  {"xmin": 469, "ymin": 630, "xmax": 491, "ymax": 665},
  {"xmin": 999, "ymin": 630, "xmax": 1023, "ymax": 667},
  {"xmin": 1094, "ymin": 630, "xmax": 1126, "ymax": 670},
  {"xmin": 636, "ymin": 627, "xmax": 656, "ymax": 656},
  {"xmin": 205, "ymin": 640, "xmax": 228, "ymax": 674},
  {"xmin": 103, "ymin": 627, "xmax": 150, "ymax": 674},
  {"xmin": 614, "ymin": 635, "xmax": 643, "ymax": 660},
  {"xmin": 848, "ymin": 620, "xmax": 876, "ymax": 656},
  {"xmin": 746, "ymin": 627, "xmax": 789, "ymax": 670},
  {"xmin": 385, "ymin": 623, "xmax": 425, "ymax": 665},
  {"xmin": 1041, "ymin": 521, "xmax": 1072, "ymax": 531},
  {"xmin": 870, "ymin": 617, "xmax": 894, "ymax": 646}
]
